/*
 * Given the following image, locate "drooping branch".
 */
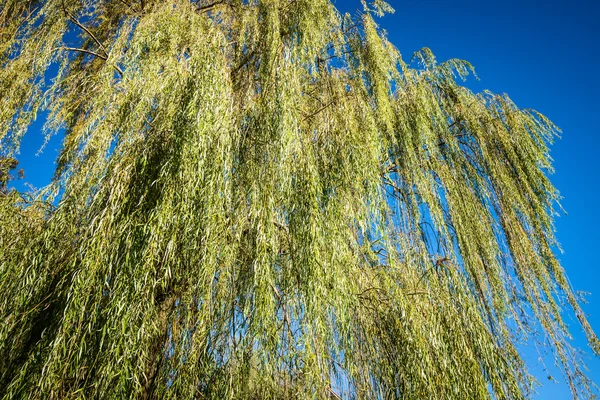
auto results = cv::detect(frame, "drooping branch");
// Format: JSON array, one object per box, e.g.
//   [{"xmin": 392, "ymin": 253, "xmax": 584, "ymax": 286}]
[
  {"xmin": 61, "ymin": 1, "xmax": 108, "ymax": 55},
  {"xmin": 56, "ymin": 47, "xmax": 124, "ymax": 76},
  {"xmin": 57, "ymin": 46, "xmax": 107, "ymax": 60},
  {"xmin": 60, "ymin": 1, "xmax": 124, "ymax": 76}
]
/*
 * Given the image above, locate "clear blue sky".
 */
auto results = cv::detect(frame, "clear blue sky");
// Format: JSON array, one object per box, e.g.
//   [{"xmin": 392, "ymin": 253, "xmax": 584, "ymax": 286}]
[
  {"xmin": 13, "ymin": 0, "xmax": 600, "ymax": 398},
  {"xmin": 335, "ymin": 0, "xmax": 599, "ymax": 398}
]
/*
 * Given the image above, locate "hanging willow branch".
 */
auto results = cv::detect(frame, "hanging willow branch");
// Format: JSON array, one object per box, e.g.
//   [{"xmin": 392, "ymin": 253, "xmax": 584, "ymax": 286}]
[{"xmin": 0, "ymin": 0, "xmax": 597, "ymax": 399}]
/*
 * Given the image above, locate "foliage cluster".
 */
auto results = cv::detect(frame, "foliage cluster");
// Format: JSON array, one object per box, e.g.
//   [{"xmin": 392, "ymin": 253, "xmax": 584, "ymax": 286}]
[{"xmin": 0, "ymin": 0, "xmax": 597, "ymax": 398}]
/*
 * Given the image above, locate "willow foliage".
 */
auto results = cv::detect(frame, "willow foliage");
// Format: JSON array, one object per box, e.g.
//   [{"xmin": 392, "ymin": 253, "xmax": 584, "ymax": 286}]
[{"xmin": 0, "ymin": 0, "xmax": 598, "ymax": 399}]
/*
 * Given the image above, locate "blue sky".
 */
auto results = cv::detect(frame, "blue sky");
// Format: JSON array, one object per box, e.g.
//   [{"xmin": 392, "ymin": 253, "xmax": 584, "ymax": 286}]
[
  {"xmin": 335, "ymin": 0, "xmax": 599, "ymax": 398},
  {"xmin": 12, "ymin": 0, "xmax": 600, "ymax": 398}
]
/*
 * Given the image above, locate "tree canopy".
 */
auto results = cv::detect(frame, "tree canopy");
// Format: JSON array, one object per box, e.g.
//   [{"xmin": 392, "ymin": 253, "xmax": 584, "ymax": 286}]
[{"xmin": 0, "ymin": 0, "xmax": 598, "ymax": 398}]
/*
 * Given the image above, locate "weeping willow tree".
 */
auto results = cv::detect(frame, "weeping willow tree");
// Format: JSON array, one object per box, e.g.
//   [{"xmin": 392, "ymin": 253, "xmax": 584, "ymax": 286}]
[{"xmin": 0, "ymin": 0, "xmax": 598, "ymax": 398}]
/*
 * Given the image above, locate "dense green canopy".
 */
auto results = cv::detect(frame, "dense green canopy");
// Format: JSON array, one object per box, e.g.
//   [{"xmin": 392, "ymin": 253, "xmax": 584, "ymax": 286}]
[{"xmin": 0, "ymin": 0, "xmax": 598, "ymax": 398}]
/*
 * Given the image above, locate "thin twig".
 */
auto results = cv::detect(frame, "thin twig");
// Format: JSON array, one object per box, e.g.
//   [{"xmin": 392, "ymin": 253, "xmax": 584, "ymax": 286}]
[
  {"xmin": 302, "ymin": 99, "xmax": 336, "ymax": 122},
  {"xmin": 196, "ymin": 0, "xmax": 226, "ymax": 13},
  {"xmin": 58, "ymin": 46, "xmax": 107, "ymax": 60},
  {"xmin": 406, "ymin": 291, "xmax": 430, "ymax": 296},
  {"xmin": 56, "ymin": 47, "xmax": 123, "ymax": 77},
  {"xmin": 113, "ymin": 64, "xmax": 124, "ymax": 77}
]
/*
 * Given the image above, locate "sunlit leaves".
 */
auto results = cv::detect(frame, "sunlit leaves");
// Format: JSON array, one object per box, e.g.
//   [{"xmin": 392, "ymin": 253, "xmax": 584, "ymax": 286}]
[{"xmin": 0, "ymin": 0, "xmax": 597, "ymax": 399}]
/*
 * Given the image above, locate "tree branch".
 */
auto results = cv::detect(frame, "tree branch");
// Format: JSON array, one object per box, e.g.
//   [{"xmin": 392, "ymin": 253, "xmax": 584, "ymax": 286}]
[
  {"xmin": 61, "ymin": 1, "xmax": 107, "ymax": 56},
  {"xmin": 57, "ymin": 47, "xmax": 123, "ymax": 77},
  {"xmin": 196, "ymin": 0, "xmax": 226, "ymax": 13},
  {"xmin": 231, "ymin": 49, "xmax": 257, "ymax": 76},
  {"xmin": 58, "ymin": 46, "xmax": 107, "ymax": 60},
  {"xmin": 302, "ymin": 99, "xmax": 337, "ymax": 122}
]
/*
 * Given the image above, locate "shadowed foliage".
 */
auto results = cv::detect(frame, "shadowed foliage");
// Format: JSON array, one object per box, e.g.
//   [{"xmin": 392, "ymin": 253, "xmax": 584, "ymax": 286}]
[
  {"xmin": 0, "ymin": 157, "xmax": 21, "ymax": 192},
  {"xmin": 0, "ymin": 0, "xmax": 598, "ymax": 398}
]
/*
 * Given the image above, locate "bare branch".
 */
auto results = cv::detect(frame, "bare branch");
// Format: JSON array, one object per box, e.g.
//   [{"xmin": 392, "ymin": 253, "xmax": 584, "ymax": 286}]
[
  {"xmin": 56, "ymin": 47, "xmax": 123, "ymax": 77},
  {"xmin": 58, "ymin": 46, "xmax": 107, "ymax": 60}
]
